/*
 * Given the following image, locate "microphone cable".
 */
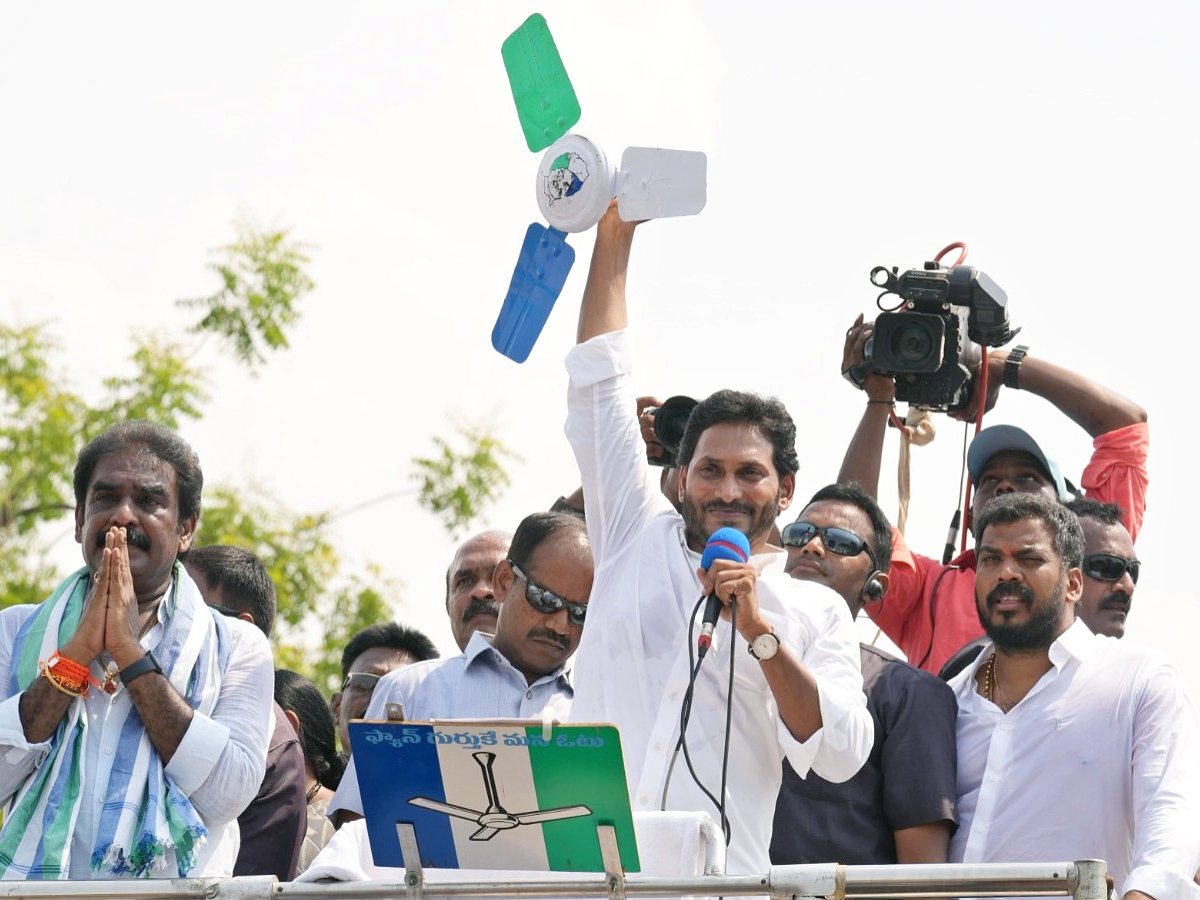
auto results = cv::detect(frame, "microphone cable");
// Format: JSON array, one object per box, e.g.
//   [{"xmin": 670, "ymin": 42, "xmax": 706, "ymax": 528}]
[{"xmin": 661, "ymin": 592, "xmax": 734, "ymax": 848}]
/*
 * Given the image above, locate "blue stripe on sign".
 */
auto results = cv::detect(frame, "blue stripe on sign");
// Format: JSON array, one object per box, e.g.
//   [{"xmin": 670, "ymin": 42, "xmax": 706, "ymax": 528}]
[{"xmin": 354, "ymin": 724, "xmax": 459, "ymax": 869}]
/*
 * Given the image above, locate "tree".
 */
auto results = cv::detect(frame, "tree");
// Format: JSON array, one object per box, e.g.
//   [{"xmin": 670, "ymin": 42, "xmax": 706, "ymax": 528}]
[{"xmin": 1, "ymin": 221, "xmax": 515, "ymax": 691}]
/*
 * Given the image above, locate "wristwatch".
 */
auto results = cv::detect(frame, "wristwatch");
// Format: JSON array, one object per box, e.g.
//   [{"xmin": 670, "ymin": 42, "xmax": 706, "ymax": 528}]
[
  {"xmin": 119, "ymin": 651, "xmax": 163, "ymax": 685},
  {"xmin": 747, "ymin": 630, "xmax": 780, "ymax": 661},
  {"xmin": 1004, "ymin": 344, "xmax": 1030, "ymax": 390}
]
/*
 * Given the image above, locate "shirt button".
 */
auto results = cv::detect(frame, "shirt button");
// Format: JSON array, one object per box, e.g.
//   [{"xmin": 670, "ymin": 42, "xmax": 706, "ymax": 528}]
[
  {"xmin": 103, "ymin": 748, "xmax": 112, "ymax": 755},
  {"xmin": 526, "ymin": 690, "xmax": 533, "ymax": 700},
  {"xmin": 977, "ymin": 824, "xmax": 989, "ymax": 833},
  {"xmin": 987, "ymin": 772, "xmax": 999, "ymax": 782},
  {"xmin": 652, "ymin": 742, "xmax": 662, "ymax": 752},
  {"xmin": 637, "ymin": 795, "xmax": 649, "ymax": 805},
  {"xmin": 668, "ymin": 691, "xmax": 679, "ymax": 701}
]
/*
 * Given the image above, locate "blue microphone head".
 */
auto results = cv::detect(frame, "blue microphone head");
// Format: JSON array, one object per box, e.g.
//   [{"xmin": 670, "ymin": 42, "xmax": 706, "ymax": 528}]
[{"xmin": 701, "ymin": 527, "xmax": 751, "ymax": 569}]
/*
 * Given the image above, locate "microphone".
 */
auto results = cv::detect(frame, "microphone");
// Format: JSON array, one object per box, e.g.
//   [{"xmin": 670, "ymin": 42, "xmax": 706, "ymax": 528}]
[{"xmin": 697, "ymin": 527, "xmax": 751, "ymax": 658}]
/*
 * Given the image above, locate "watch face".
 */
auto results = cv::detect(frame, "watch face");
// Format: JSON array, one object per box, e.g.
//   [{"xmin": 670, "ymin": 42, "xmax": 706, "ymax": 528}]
[{"xmin": 751, "ymin": 632, "xmax": 779, "ymax": 660}]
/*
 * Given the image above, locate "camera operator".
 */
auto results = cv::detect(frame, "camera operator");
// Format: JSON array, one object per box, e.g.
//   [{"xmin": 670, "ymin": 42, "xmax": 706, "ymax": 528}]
[{"xmin": 838, "ymin": 313, "xmax": 1148, "ymax": 675}]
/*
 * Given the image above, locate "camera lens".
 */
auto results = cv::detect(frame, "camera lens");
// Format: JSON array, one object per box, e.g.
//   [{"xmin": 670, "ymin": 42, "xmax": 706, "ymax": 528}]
[
  {"xmin": 891, "ymin": 323, "xmax": 935, "ymax": 365},
  {"xmin": 653, "ymin": 396, "xmax": 699, "ymax": 464}
]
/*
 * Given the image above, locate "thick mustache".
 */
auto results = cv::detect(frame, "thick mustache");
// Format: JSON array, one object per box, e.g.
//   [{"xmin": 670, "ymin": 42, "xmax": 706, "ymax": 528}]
[
  {"xmin": 528, "ymin": 628, "xmax": 569, "ymax": 651},
  {"xmin": 462, "ymin": 597, "xmax": 499, "ymax": 622},
  {"xmin": 95, "ymin": 526, "xmax": 151, "ymax": 551},
  {"xmin": 1099, "ymin": 591, "xmax": 1132, "ymax": 611},
  {"xmin": 986, "ymin": 583, "xmax": 1033, "ymax": 607},
  {"xmin": 704, "ymin": 501, "xmax": 753, "ymax": 515}
]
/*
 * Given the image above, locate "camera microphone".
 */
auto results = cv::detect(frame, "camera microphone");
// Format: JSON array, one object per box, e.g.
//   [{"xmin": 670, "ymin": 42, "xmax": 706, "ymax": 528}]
[{"xmin": 697, "ymin": 527, "xmax": 751, "ymax": 658}]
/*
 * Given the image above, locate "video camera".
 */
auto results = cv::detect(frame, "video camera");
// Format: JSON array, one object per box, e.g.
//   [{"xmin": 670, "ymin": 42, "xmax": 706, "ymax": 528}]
[
  {"xmin": 860, "ymin": 260, "xmax": 1017, "ymax": 411},
  {"xmin": 643, "ymin": 395, "xmax": 697, "ymax": 467}
]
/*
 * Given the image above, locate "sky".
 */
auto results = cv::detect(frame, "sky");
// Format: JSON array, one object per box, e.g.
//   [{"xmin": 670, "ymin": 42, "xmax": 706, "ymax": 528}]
[{"xmin": 2, "ymin": 1, "xmax": 1198, "ymax": 693}]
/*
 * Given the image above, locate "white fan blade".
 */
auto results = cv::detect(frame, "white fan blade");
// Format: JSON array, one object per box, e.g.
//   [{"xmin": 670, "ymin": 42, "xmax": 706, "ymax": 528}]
[
  {"xmin": 513, "ymin": 804, "xmax": 592, "ymax": 824},
  {"xmin": 617, "ymin": 147, "xmax": 707, "ymax": 221},
  {"xmin": 470, "ymin": 826, "xmax": 501, "ymax": 841},
  {"xmin": 409, "ymin": 797, "xmax": 485, "ymax": 823}
]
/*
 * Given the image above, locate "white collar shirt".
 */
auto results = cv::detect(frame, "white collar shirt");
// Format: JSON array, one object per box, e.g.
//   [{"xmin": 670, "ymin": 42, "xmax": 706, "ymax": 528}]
[
  {"xmin": 949, "ymin": 619, "xmax": 1200, "ymax": 900},
  {"xmin": 328, "ymin": 631, "xmax": 574, "ymax": 821},
  {"xmin": 563, "ymin": 330, "xmax": 871, "ymax": 875}
]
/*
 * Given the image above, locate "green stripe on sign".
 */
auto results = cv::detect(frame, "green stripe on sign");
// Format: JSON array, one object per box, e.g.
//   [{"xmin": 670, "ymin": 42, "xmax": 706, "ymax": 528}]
[{"xmin": 524, "ymin": 725, "xmax": 640, "ymax": 872}]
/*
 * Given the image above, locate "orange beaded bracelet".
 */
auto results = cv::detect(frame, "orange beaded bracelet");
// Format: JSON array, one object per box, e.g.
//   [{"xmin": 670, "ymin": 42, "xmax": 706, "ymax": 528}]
[{"xmin": 38, "ymin": 651, "xmax": 96, "ymax": 697}]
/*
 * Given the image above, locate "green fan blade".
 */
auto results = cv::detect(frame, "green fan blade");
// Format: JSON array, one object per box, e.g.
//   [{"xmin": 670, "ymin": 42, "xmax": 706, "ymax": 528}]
[{"xmin": 502, "ymin": 13, "xmax": 582, "ymax": 152}]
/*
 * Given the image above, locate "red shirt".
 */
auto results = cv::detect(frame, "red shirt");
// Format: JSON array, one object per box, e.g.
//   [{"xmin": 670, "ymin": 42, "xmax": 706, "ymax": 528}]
[{"xmin": 866, "ymin": 423, "xmax": 1149, "ymax": 674}]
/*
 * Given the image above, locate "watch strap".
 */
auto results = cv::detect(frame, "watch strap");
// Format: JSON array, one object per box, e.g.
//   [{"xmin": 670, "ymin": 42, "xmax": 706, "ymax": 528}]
[
  {"xmin": 1004, "ymin": 344, "xmax": 1030, "ymax": 390},
  {"xmin": 119, "ymin": 650, "xmax": 163, "ymax": 686}
]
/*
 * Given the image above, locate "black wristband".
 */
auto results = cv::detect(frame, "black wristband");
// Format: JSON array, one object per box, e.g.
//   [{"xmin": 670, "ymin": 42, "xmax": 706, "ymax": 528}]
[
  {"xmin": 119, "ymin": 650, "xmax": 163, "ymax": 685},
  {"xmin": 1004, "ymin": 344, "xmax": 1029, "ymax": 390}
]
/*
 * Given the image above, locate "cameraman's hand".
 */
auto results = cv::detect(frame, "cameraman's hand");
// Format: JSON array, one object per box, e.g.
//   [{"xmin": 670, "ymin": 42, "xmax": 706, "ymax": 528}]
[
  {"xmin": 950, "ymin": 351, "xmax": 1006, "ymax": 423},
  {"xmin": 636, "ymin": 396, "xmax": 669, "ymax": 465},
  {"xmin": 842, "ymin": 314, "xmax": 896, "ymax": 403}
]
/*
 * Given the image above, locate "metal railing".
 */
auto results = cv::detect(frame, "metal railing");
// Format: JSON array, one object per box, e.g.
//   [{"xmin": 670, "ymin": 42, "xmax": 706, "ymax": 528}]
[{"xmin": 0, "ymin": 859, "xmax": 1109, "ymax": 900}]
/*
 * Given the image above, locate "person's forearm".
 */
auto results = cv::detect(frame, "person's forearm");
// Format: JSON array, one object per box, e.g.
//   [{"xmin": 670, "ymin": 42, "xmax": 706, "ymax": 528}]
[
  {"xmin": 124, "ymin": 670, "xmax": 194, "ymax": 763},
  {"xmin": 750, "ymin": 635, "xmax": 824, "ymax": 742},
  {"xmin": 19, "ymin": 678, "xmax": 79, "ymax": 743},
  {"xmin": 893, "ymin": 822, "xmax": 951, "ymax": 863},
  {"xmin": 838, "ymin": 403, "xmax": 892, "ymax": 498},
  {"xmin": 576, "ymin": 211, "xmax": 636, "ymax": 343},
  {"xmin": 998, "ymin": 351, "xmax": 1147, "ymax": 437}
]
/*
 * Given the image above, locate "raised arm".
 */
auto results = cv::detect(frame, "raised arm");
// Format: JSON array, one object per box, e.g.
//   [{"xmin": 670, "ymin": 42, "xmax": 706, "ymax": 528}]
[
  {"xmin": 576, "ymin": 202, "xmax": 639, "ymax": 343},
  {"xmin": 963, "ymin": 347, "xmax": 1147, "ymax": 437},
  {"xmin": 837, "ymin": 315, "xmax": 897, "ymax": 498}
]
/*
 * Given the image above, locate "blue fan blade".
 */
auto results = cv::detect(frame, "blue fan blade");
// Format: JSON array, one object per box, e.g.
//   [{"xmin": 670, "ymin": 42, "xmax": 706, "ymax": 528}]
[
  {"xmin": 501, "ymin": 14, "xmax": 581, "ymax": 152},
  {"xmin": 492, "ymin": 224, "xmax": 575, "ymax": 363}
]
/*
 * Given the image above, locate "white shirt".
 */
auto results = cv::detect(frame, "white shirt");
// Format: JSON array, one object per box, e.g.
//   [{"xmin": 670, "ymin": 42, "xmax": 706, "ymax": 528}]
[
  {"xmin": 327, "ymin": 632, "xmax": 574, "ymax": 821},
  {"xmin": 949, "ymin": 619, "xmax": 1200, "ymax": 900},
  {"xmin": 564, "ymin": 330, "xmax": 871, "ymax": 875},
  {"xmin": 0, "ymin": 589, "xmax": 274, "ymax": 878}
]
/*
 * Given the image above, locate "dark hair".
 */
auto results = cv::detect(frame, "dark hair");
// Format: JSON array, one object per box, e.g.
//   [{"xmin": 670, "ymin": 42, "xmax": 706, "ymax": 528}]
[
  {"xmin": 74, "ymin": 421, "xmax": 204, "ymax": 525},
  {"xmin": 976, "ymin": 493, "xmax": 1084, "ymax": 569},
  {"xmin": 806, "ymin": 482, "xmax": 893, "ymax": 571},
  {"xmin": 675, "ymin": 390, "xmax": 799, "ymax": 480},
  {"xmin": 186, "ymin": 545, "xmax": 277, "ymax": 638},
  {"xmin": 340, "ymin": 622, "xmax": 439, "ymax": 680},
  {"xmin": 1064, "ymin": 498, "xmax": 1125, "ymax": 529},
  {"xmin": 274, "ymin": 669, "xmax": 345, "ymax": 791},
  {"xmin": 507, "ymin": 511, "xmax": 590, "ymax": 571}
]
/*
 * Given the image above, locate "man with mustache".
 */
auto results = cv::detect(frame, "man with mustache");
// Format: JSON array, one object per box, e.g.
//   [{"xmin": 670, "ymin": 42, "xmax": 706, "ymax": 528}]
[
  {"xmin": 444, "ymin": 530, "xmax": 511, "ymax": 651},
  {"xmin": 773, "ymin": 483, "xmax": 957, "ymax": 866},
  {"xmin": 562, "ymin": 204, "xmax": 870, "ymax": 874},
  {"xmin": 1065, "ymin": 499, "xmax": 1139, "ymax": 638},
  {"xmin": 0, "ymin": 421, "xmax": 274, "ymax": 879},
  {"xmin": 326, "ymin": 511, "xmax": 592, "ymax": 823},
  {"xmin": 949, "ymin": 493, "xmax": 1199, "ymax": 900}
]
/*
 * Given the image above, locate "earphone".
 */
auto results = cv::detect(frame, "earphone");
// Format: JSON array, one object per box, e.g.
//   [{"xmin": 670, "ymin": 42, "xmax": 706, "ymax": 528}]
[{"xmin": 862, "ymin": 570, "xmax": 885, "ymax": 602}]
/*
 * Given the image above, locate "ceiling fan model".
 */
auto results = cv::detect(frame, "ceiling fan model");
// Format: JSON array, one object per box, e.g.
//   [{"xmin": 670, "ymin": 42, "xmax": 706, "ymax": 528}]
[
  {"xmin": 409, "ymin": 751, "xmax": 592, "ymax": 841},
  {"xmin": 491, "ymin": 13, "xmax": 708, "ymax": 363}
]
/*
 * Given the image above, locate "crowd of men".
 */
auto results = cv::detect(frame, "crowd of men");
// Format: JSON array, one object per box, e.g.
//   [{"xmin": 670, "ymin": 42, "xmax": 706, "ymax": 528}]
[{"xmin": 0, "ymin": 204, "xmax": 1196, "ymax": 899}]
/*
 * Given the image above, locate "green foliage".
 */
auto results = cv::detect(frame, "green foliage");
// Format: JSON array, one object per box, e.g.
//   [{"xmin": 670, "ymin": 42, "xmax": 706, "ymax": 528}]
[
  {"xmin": 412, "ymin": 422, "xmax": 519, "ymax": 538},
  {"xmin": 178, "ymin": 223, "xmax": 314, "ymax": 372}
]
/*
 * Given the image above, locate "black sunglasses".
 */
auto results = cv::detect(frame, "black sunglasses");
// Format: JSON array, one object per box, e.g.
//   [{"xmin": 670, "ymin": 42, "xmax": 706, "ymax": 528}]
[
  {"xmin": 1082, "ymin": 553, "xmax": 1140, "ymax": 584},
  {"xmin": 341, "ymin": 672, "xmax": 382, "ymax": 694},
  {"xmin": 509, "ymin": 561, "xmax": 587, "ymax": 626},
  {"xmin": 781, "ymin": 522, "xmax": 877, "ymax": 567}
]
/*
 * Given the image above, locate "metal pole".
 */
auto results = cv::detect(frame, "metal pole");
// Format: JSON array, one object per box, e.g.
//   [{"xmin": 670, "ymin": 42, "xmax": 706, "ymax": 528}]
[{"xmin": 0, "ymin": 860, "xmax": 1109, "ymax": 900}]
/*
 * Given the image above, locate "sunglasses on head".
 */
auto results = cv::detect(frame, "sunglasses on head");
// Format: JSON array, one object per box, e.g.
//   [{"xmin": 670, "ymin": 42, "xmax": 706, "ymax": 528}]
[
  {"xmin": 1082, "ymin": 553, "xmax": 1140, "ymax": 584},
  {"xmin": 781, "ymin": 522, "xmax": 877, "ymax": 566},
  {"xmin": 341, "ymin": 672, "xmax": 382, "ymax": 694},
  {"xmin": 509, "ymin": 561, "xmax": 587, "ymax": 626}
]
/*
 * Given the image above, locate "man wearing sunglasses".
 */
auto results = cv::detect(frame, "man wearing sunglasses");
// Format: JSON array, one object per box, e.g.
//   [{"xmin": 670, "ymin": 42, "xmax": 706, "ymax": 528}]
[
  {"xmin": 331, "ymin": 622, "xmax": 439, "ymax": 764},
  {"xmin": 949, "ymin": 493, "xmax": 1198, "ymax": 900},
  {"xmin": 1065, "ymin": 499, "xmax": 1140, "ymax": 639},
  {"xmin": 326, "ymin": 512, "xmax": 592, "ymax": 825},
  {"xmin": 773, "ymin": 484, "xmax": 958, "ymax": 866},
  {"xmin": 562, "ymin": 204, "xmax": 870, "ymax": 875},
  {"xmin": 839, "ymin": 317, "xmax": 1148, "ymax": 675}
]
